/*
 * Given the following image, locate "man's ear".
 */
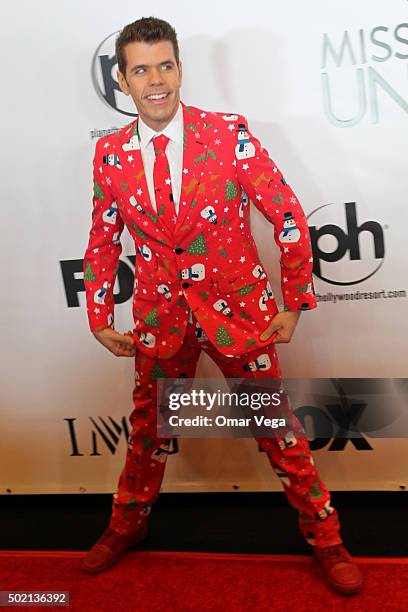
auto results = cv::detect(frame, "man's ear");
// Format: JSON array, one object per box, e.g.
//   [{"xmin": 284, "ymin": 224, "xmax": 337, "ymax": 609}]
[{"xmin": 117, "ymin": 70, "xmax": 130, "ymax": 96}]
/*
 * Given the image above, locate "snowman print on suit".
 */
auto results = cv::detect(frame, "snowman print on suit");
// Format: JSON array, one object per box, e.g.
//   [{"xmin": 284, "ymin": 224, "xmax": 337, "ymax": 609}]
[
  {"xmin": 138, "ymin": 244, "xmax": 152, "ymax": 261},
  {"xmin": 137, "ymin": 330, "xmax": 156, "ymax": 348},
  {"xmin": 158, "ymin": 284, "xmax": 172, "ymax": 301},
  {"xmin": 213, "ymin": 299, "xmax": 234, "ymax": 318},
  {"xmin": 103, "ymin": 153, "xmax": 122, "ymax": 169},
  {"xmin": 102, "ymin": 202, "xmax": 118, "ymax": 225},
  {"xmin": 179, "ymin": 263, "xmax": 206, "ymax": 282},
  {"xmin": 94, "ymin": 279, "xmax": 110, "ymax": 305},
  {"xmin": 243, "ymin": 353, "xmax": 271, "ymax": 372},
  {"xmin": 277, "ymin": 431, "xmax": 297, "ymax": 450},
  {"xmin": 122, "ymin": 135, "xmax": 141, "ymax": 151},
  {"xmin": 252, "ymin": 264, "xmax": 267, "ymax": 280},
  {"xmin": 235, "ymin": 124, "xmax": 256, "ymax": 160},
  {"xmin": 200, "ymin": 205, "xmax": 217, "ymax": 224},
  {"xmin": 316, "ymin": 500, "xmax": 335, "ymax": 520},
  {"xmin": 239, "ymin": 191, "xmax": 249, "ymax": 218},
  {"xmin": 195, "ymin": 321, "xmax": 209, "ymax": 342},
  {"xmin": 279, "ymin": 212, "xmax": 301, "ymax": 243},
  {"xmin": 129, "ymin": 195, "xmax": 145, "ymax": 214},
  {"xmin": 259, "ymin": 280, "xmax": 274, "ymax": 311}
]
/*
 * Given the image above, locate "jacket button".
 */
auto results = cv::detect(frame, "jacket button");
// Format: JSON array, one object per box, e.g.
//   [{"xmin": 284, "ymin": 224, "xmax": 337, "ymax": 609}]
[
  {"xmin": 182, "ymin": 282, "xmax": 191, "ymax": 289},
  {"xmin": 175, "ymin": 247, "xmax": 184, "ymax": 254}
]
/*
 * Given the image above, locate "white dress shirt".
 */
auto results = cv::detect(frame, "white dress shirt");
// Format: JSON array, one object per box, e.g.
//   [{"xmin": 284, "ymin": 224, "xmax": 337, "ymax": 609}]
[{"xmin": 137, "ymin": 101, "xmax": 184, "ymax": 215}]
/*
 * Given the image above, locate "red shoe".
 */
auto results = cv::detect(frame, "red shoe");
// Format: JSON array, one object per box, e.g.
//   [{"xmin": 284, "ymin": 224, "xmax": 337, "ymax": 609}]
[
  {"xmin": 81, "ymin": 522, "xmax": 148, "ymax": 575},
  {"xmin": 313, "ymin": 544, "xmax": 364, "ymax": 595}
]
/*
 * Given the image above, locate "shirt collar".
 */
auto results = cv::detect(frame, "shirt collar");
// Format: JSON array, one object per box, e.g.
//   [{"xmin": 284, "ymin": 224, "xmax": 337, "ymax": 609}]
[{"xmin": 138, "ymin": 101, "xmax": 183, "ymax": 150}]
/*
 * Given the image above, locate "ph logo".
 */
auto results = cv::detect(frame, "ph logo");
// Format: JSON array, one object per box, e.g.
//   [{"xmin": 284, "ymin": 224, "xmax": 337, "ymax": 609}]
[
  {"xmin": 91, "ymin": 31, "xmax": 137, "ymax": 117},
  {"xmin": 307, "ymin": 202, "xmax": 386, "ymax": 286}
]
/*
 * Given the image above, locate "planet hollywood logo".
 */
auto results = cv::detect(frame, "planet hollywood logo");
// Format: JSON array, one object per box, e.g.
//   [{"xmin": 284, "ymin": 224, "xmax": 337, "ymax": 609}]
[
  {"xmin": 307, "ymin": 201, "xmax": 386, "ymax": 286},
  {"xmin": 91, "ymin": 31, "xmax": 137, "ymax": 117}
]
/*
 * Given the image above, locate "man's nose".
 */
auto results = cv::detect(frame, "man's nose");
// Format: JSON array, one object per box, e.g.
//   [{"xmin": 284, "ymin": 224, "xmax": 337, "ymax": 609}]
[{"xmin": 148, "ymin": 67, "xmax": 164, "ymax": 85}]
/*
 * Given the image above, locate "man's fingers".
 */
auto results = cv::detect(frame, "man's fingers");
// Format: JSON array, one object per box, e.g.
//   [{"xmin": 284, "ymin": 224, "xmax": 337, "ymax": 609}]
[
  {"xmin": 260, "ymin": 325, "xmax": 280, "ymax": 342},
  {"xmin": 120, "ymin": 333, "xmax": 136, "ymax": 346},
  {"xmin": 273, "ymin": 332, "xmax": 291, "ymax": 344}
]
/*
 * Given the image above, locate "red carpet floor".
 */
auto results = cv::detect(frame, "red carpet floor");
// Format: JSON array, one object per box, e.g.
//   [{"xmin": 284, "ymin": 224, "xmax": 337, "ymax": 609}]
[{"xmin": 0, "ymin": 551, "xmax": 407, "ymax": 612}]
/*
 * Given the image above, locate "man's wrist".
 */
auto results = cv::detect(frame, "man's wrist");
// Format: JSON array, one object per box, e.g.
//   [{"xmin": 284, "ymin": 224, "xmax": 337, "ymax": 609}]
[{"xmin": 93, "ymin": 324, "xmax": 110, "ymax": 333}]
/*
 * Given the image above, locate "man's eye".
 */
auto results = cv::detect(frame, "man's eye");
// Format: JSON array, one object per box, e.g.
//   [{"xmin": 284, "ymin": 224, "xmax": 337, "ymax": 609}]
[
  {"xmin": 162, "ymin": 64, "xmax": 172, "ymax": 70},
  {"xmin": 135, "ymin": 68, "xmax": 145, "ymax": 75}
]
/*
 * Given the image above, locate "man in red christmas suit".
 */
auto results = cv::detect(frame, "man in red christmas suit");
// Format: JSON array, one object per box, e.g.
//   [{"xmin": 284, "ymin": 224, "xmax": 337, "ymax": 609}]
[{"xmin": 81, "ymin": 17, "xmax": 363, "ymax": 595}]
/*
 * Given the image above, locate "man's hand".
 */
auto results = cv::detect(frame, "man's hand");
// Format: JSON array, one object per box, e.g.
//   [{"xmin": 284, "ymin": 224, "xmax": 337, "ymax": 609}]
[
  {"xmin": 259, "ymin": 311, "xmax": 301, "ymax": 343},
  {"xmin": 92, "ymin": 327, "xmax": 138, "ymax": 357}
]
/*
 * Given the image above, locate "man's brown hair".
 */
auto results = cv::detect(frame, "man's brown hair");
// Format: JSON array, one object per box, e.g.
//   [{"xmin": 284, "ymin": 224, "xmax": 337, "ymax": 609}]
[{"xmin": 115, "ymin": 16, "xmax": 180, "ymax": 79}]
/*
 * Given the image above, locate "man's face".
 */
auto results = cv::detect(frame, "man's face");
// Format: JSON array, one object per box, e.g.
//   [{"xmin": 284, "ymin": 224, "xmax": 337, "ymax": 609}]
[{"xmin": 117, "ymin": 40, "xmax": 182, "ymax": 132}]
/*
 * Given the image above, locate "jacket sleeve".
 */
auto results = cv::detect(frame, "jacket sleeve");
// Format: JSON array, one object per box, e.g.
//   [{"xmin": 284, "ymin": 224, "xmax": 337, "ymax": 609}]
[
  {"xmin": 83, "ymin": 137, "xmax": 125, "ymax": 332},
  {"xmin": 234, "ymin": 114, "xmax": 317, "ymax": 312}
]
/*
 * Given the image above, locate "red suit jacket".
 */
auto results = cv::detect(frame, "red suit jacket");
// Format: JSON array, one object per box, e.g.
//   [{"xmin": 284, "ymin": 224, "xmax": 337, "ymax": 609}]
[{"xmin": 83, "ymin": 101, "xmax": 317, "ymax": 358}]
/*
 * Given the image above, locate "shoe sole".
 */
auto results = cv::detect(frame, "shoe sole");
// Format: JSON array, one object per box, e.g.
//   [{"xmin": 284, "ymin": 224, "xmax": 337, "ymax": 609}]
[{"xmin": 81, "ymin": 529, "xmax": 148, "ymax": 575}]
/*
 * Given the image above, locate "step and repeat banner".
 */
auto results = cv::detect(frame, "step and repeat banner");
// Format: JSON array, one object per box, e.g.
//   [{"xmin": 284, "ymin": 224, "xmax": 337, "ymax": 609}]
[{"xmin": 1, "ymin": 0, "xmax": 407, "ymax": 494}]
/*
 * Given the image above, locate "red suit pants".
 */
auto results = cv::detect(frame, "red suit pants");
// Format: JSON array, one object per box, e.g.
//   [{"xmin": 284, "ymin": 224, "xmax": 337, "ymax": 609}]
[{"xmin": 109, "ymin": 313, "xmax": 342, "ymax": 548}]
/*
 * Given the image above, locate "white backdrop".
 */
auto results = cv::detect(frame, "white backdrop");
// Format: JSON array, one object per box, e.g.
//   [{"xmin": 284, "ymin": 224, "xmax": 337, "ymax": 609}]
[{"xmin": 1, "ymin": 0, "xmax": 407, "ymax": 494}]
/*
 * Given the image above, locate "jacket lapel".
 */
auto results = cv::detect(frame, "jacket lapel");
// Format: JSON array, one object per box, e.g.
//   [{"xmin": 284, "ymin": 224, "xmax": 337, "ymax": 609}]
[{"xmin": 174, "ymin": 101, "xmax": 210, "ymax": 234}]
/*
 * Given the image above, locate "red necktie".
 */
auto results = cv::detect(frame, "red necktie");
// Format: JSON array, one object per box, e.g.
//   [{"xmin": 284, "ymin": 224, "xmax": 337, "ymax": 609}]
[{"xmin": 152, "ymin": 134, "xmax": 176, "ymax": 225}]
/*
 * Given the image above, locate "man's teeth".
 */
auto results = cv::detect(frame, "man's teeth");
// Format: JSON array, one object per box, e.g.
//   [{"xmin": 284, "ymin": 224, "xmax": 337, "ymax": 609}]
[{"xmin": 147, "ymin": 93, "xmax": 168, "ymax": 100}]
